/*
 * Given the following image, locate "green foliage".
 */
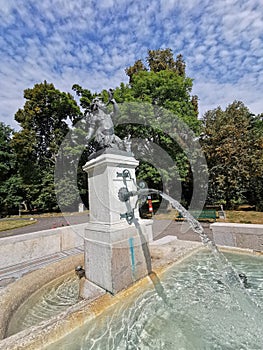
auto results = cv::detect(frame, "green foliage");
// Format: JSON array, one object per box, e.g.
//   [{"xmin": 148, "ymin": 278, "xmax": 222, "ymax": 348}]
[
  {"xmin": 114, "ymin": 49, "xmax": 202, "ymax": 205},
  {"xmin": 125, "ymin": 60, "xmax": 147, "ymax": 84},
  {"xmin": 0, "ymin": 123, "xmax": 14, "ymax": 181},
  {"xmin": 0, "ymin": 123, "xmax": 23, "ymax": 215},
  {"xmin": 146, "ymin": 49, "xmax": 185, "ymax": 75},
  {"xmin": 11, "ymin": 81, "xmax": 82, "ymax": 212},
  {"xmin": 32, "ymin": 171, "xmax": 58, "ymax": 211},
  {"xmin": 54, "ymin": 119, "xmax": 90, "ymax": 211},
  {"xmin": 72, "ymin": 84, "xmax": 94, "ymax": 110},
  {"xmin": 246, "ymin": 114, "xmax": 263, "ymax": 210},
  {"xmin": 1, "ymin": 175, "xmax": 24, "ymax": 212},
  {"xmin": 129, "ymin": 70, "xmax": 199, "ymax": 131},
  {"xmin": 70, "ymin": 50, "xmax": 201, "ymax": 208},
  {"xmin": 54, "ymin": 177, "xmax": 80, "ymax": 211},
  {"xmin": 201, "ymin": 101, "xmax": 263, "ymax": 209}
]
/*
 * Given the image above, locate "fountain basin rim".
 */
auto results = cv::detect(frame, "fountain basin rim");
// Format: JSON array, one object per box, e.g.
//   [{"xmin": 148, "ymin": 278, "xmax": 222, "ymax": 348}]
[
  {"xmin": 0, "ymin": 240, "xmax": 202, "ymax": 349},
  {"xmin": 1, "ymin": 242, "xmax": 260, "ymax": 350},
  {"xmin": 0, "ymin": 253, "xmax": 84, "ymax": 341}
]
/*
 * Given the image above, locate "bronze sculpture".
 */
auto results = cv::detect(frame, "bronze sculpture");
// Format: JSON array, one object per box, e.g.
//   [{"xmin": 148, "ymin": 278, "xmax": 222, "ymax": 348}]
[{"xmin": 85, "ymin": 92, "xmax": 130, "ymax": 152}]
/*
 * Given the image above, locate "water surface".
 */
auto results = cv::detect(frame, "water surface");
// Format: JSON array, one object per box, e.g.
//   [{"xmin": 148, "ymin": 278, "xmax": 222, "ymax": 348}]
[{"xmin": 45, "ymin": 250, "xmax": 263, "ymax": 349}]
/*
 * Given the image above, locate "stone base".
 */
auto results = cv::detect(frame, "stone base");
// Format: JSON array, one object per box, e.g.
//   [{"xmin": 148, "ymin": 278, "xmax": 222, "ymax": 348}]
[
  {"xmin": 84, "ymin": 220, "xmax": 153, "ymax": 294},
  {"xmin": 79, "ymin": 278, "xmax": 105, "ymax": 300},
  {"xmin": 211, "ymin": 223, "xmax": 263, "ymax": 251},
  {"xmin": 88, "ymin": 148, "xmax": 134, "ymax": 161}
]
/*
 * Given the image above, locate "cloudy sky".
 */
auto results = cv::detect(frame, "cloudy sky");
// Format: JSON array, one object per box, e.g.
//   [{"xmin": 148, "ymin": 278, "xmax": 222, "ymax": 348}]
[{"xmin": 0, "ymin": 0, "xmax": 262, "ymax": 130}]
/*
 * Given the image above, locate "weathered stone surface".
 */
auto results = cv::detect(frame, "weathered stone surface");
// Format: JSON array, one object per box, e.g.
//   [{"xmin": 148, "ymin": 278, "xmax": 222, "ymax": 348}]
[
  {"xmin": 83, "ymin": 152, "xmax": 140, "ymax": 224},
  {"xmin": 0, "ymin": 254, "xmax": 84, "ymax": 340},
  {"xmin": 0, "ymin": 239, "xmax": 203, "ymax": 350},
  {"xmin": 150, "ymin": 237, "xmax": 202, "ymax": 269},
  {"xmin": 83, "ymin": 152, "xmax": 154, "ymax": 294},
  {"xmin": 79, "ymin": 278, "xmax": 105, "ymax": 300},
  {"xmin": 84, "ymin": 220, "xmax": 153, "ymax": 294},
  {"xmin": 0, "ymin": 225, "xmax": 85, "ymax": 270},
  {"xmin": 211, "ymin": 223, "xmax": 263, "ymax": 251}
]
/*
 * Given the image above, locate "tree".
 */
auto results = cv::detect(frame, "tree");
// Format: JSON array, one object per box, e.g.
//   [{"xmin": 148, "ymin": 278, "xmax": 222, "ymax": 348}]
[
  {"xmin": 0, "ymin": 122, "xmax": 22, "ymax": 215},
  {"xmin": 72, "ymin": 84, "xmax": 94, "ymax": 110},
  {"xmin": 72, "ymin": 49, "xmax": 205, "ymax": 209},
  {"xmin": 0, "ymin": 123, "xmax": 13, "ymax": 183},
  {"xmin": 125, "ymin": 60, "xmax": 147, "ymax": 84},
  {"xmin": 246, "ymin": 113, "xmax": 263, "ymax": 210},
  {"xmin": 201, "ymin": 101, "xmax": 263, "ymax": 209},
  {"xmin": 12, "ymin": 81, "xmax": 82, "ymax": 211},
  {"xmin": 126, "ymin": 49, "xmax": 186, "ymax": 77},
  {"xmin": 123, "ymin": 49, "xmax": 198, "ymax": 130},
  {"xmin": 114, "ymin": 49, "xmax": 203, "ymax": 207},
  {"xmin": 175, "ymin": 54, "xmax": 186, "ymax": 76},
  {"xmin": 146, "ymin": 48, "xmax": 178, "ymax": 73}
]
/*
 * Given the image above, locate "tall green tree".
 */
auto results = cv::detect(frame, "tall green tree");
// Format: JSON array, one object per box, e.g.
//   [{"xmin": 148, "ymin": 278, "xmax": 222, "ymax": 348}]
[
  {"xmin": 0, "ymin": 122, "xmax": 23, "ymax": 215},
  {"xmin": 73, "ymin": 49, "xmax": 204, "ymax": 208},
  {"xmin": 72, "ymin": 84, "xmax": 94, "ymax": 110},
  {"xmin": 125, "ymin": 60, "xmax": 147, "ymax": 84},
  {"xmin": 12, "ymin": 81, "xmax": 82, "ymax": 211},
  {"xmin": 116, "ymin": 49, "xmax": 202, "ymax": 206},
  {"xmin": 246, "ymin": 113, "xmax": 263, "ymax": 210},
  {"xmin": 201, "ymin": 101, "xmax": 263, "ymax": 209},
  {"xmin": 126, "ymin": 49, "xmax": 186, "ymax": 77}
]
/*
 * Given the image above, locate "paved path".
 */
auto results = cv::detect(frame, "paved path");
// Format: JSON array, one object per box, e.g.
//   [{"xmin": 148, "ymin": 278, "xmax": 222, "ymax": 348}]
[
  {"xmin": 0, "ymin": 216, "xmax": 212, "ymax": 241},
  {"xmin": 0, "ymin": 215, "xmax": 90, "ymax": 238}
]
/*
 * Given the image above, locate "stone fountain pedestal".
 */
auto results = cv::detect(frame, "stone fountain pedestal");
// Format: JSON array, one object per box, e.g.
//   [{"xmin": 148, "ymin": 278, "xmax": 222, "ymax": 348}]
[{"xmin": 82, "ymin": 150, "xmax": 153, "ymax": 295}]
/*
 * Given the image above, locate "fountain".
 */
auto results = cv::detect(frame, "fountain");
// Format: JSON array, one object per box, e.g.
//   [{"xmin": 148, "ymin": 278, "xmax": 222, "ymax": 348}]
[
  {"xmin": 63, "ymin": 95, "xmax": 263, "ymax": 346},
  {"xmin": 0, "ymin": 96, "xmax": 262, "ymax": 349},
  {"xmin": 80, "ymin": 149, "xmax": 153, "ymax": 297},
  {"xmin": 76, "ymin": 96, "xmax": 153, "ymax": 296}
]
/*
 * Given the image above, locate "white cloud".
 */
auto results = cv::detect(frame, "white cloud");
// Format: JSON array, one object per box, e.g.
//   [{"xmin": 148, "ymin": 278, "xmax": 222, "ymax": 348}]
[{"xmin": 0, "ymin": 0, "xmax": 262, "ymax": 131}]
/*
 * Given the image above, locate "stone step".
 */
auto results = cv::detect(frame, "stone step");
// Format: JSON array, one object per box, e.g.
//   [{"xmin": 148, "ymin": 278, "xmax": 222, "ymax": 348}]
[{"xmin": 0, "ymin": 248, "xmax": 83, "ymax": 289}]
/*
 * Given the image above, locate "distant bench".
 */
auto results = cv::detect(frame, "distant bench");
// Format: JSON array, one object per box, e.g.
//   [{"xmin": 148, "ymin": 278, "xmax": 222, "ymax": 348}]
[{"xmin": 176, "ymin": 209, "xmax": 217, "ymax": 222}]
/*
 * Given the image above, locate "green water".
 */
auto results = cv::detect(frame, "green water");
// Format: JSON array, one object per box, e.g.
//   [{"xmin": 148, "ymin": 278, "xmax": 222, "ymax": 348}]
[{"xmin": 46, "ymin": 250, "xmax": 263, "ymax": 349}]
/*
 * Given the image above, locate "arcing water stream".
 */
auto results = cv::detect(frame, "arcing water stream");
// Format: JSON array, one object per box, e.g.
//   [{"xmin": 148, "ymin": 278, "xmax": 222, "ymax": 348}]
[
  {"xmin": 152, "ymin": 190, "xmax": 263, "ymax": 331},
  {"xmin": 7, "ymin": 189, "xmax": 263, "ymax": 349}
]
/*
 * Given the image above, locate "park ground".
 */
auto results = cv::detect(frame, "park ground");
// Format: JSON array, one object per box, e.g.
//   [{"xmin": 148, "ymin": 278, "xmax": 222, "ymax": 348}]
[{"xmin": 1, "ymin": 209, "xmax": 263, "ymax": 237}]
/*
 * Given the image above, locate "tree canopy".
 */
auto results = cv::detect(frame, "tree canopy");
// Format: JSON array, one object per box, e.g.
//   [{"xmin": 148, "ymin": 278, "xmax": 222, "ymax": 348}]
[
  {"xmin": 1, "ymin": 48, "xmax": 263, "ymax": 215},
  {"xmin": 0, "ymin": 123, "xmax": 23, "ymax": 215},
  {"xmin": 11, "ymin": 81, "xmax": 82, "ymax": 211},
  {"xmin": 201, "ymin": 101, "xmax": 263, "ymax": 209},
  {"xmin": 73, "ymin": 49, "xmax": 203, "ymax": 208}
]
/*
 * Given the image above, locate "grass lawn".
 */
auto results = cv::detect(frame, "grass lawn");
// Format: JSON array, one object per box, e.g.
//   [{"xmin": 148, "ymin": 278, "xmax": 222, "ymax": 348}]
[
  {"xmin": 154, "ymin": 209, "xmax": 263, "ymax": 224},
  {"xmin": 0, "ymin": 211, "xmax": 89, "ymax": 232},
  {"xmin": 218, "ymin": 210, "xmax": 263, "ymax": 224},
  {"xmin": 0, "ymin": 219, "xmax": 37, "ymax": 232},
  {"xmin": 10, "ymin": 210, "xmax": 89, "ymax": 219}
]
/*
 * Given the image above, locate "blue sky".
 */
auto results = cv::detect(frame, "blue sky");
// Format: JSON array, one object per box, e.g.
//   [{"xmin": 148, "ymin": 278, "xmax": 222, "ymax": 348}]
[{"xmin": 0, "ymin": 0, "xmax": 262, "ymax": 130}]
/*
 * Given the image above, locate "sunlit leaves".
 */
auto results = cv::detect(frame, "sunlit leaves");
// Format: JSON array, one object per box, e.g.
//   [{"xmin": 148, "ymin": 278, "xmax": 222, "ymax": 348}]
[
  {"xmin": 11, "ymin": 81, "xmax": 82, "ymax": 211},
  {"xmin": 201, "ymin": 101, "xmax": 263, "ymax": 209}
]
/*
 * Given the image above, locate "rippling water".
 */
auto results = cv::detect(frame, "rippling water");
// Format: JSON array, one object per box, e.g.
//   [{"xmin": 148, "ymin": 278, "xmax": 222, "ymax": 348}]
[
  {"xmin": 46, "ymin": 250, "xmax": 263, "ymax": 350},
  {"xmin": 7, "ymin": 274, "xmax": 79, "ymax": 336}
]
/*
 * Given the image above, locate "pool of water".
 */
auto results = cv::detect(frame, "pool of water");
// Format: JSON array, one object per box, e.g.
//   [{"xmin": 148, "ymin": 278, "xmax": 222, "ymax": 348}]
[
  {"xmin": 7, "ymin": 274, "xmax": 79, "ymax": 336},
  {"xmin": 45, "ymin": 250, "xmax": 263, "ymax": 350}
]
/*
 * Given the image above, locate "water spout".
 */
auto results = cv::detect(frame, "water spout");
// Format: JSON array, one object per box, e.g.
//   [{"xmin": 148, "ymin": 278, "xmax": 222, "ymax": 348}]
[{"xmin": 135, "ymin": 189, "xmax": 263, "ymax": 332}]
